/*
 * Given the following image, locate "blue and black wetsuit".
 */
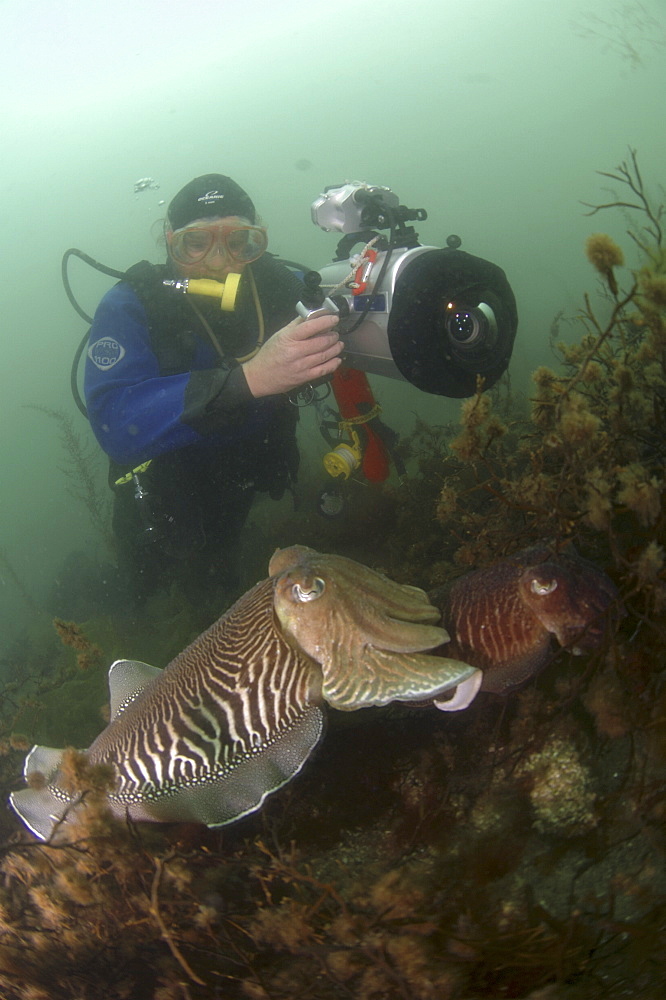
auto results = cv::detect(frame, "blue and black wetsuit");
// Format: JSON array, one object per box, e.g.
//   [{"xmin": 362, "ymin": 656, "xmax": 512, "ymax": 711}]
[{"xmin": 84, "ymin": 254, "xmax": 304, "ymax": 603}]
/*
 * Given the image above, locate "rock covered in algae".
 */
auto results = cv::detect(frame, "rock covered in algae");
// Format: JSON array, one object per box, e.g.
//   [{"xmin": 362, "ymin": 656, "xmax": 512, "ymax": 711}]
[{"xmin": 516, "ymin": 734, "xmax": 598, "ymax": 837}]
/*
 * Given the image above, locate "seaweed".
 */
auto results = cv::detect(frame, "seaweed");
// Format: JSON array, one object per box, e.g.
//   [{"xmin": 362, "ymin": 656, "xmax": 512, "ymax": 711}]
[
  {"xmin": 0, "ymin": 546, "xmax": 43, "ymax": 617},
  {"xmin": 52, "ymin": 618, "xmax": 103, "ymax": 672},
  {"xmin": 26, "ymin": 405, "xmax": 114, "ymax": 551},
  {"xmin": 570, "ymin": 4, "xmax": 666, "ymax": 70}
]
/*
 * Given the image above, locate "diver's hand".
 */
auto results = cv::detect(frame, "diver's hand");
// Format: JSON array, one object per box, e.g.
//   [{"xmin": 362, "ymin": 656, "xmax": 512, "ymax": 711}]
[{"xmin": 242, "ymin": 313, "xmax": 343, "ymax": 397}]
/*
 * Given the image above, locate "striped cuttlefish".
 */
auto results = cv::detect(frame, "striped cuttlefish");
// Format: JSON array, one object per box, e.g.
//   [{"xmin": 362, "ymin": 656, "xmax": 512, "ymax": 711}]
[{"xmin": 10, "ymin": 545, "xmax": 481, "ymax": 841}]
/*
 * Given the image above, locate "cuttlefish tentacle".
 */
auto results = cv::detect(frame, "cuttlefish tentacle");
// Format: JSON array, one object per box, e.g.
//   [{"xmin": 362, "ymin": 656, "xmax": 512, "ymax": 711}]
[
  {"xmin": 271, "ymin": 546, "xmax": 479, "ymax": 711},
  {"xmin": 319, "ymin": 644, "xmax": 480, "ymax": 711}
]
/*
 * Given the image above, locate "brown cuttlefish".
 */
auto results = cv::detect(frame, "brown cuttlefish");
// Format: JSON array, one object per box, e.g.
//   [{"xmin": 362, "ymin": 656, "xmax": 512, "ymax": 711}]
[{"xmin": 429, "ymin": 544, "xmax": 620, "ymax": 697}]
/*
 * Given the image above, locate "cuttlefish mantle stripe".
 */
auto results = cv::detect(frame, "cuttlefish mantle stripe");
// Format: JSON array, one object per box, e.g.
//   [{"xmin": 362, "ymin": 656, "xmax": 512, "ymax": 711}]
[
  {"xmin": 90, "ymin": 580, "xmax": 317, "ymax": 805},
  {"xmin": 451, "ymin": 587, "xmax": 531, "ymax": 664}
]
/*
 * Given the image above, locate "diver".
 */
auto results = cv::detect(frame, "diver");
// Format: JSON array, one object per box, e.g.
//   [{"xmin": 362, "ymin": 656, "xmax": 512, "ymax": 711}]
[{"xmin": 84, "ymin": 173, "xmax": 342, "ymax": 607}]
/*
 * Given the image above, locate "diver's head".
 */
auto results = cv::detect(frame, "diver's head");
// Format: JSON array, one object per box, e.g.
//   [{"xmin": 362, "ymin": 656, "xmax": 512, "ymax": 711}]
[
  {"xmin": 165, "ymin": 174, "xmax": 267, "ymax": 278},
  {"xmin": 167, "ymin": 173, "xmax": 257, "ymax": 228}
]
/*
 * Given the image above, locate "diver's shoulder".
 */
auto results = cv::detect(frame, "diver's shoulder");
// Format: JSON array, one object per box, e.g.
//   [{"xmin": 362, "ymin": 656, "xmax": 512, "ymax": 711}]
[
  {"xmin": 97, "ymin": 280, "xmax": 144, "ymax": 310},
  {"xmin": 253, "ymin": 253, "xmax": 306, "ymax": 305},
  {"xmin": 99, "ymin": 260, "xmax": 169, "ymax": 308}
]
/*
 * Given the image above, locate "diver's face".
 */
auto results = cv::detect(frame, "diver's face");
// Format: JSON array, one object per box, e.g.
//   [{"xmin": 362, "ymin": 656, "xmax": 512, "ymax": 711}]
[{"xmin": 166, "ymin": 215, "xmax": 267, "ymax": 278}]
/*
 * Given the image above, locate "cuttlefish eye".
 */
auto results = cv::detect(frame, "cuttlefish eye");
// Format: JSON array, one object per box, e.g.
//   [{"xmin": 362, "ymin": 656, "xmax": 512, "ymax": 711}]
[
  {"xmin": 530, "ymin": 577, "xmax": 558, "ymax": 596},
  {"xmin": 292, "ymin": 577, "xmax": 326, "ymax": 603}
]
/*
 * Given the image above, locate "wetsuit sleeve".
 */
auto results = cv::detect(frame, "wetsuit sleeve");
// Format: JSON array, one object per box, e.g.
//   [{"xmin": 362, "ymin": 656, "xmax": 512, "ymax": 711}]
[
  {"xmin": 180, "ymin": 364, "xmax": 254, "ymax": 436},
  {"xmin": 84, "ymin": 284, "xmax": 252, "ymax": 466}
]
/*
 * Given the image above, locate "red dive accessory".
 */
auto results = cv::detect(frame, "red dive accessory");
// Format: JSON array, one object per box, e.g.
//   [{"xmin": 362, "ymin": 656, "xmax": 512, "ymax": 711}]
[
  {"xmin": 350, "ymin": 245, "xmax": 378, "ymax": 295},
  {"xmin": 329, "ymin": 367, "xmax": 391, "ymax": 483}
]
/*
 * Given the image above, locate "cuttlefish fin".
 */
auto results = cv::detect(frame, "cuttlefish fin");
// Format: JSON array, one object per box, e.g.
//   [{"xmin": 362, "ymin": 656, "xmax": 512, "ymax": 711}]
[
  {"xmin": 10, "ymin": 707, "xmax": 328, "ymax": 838},
  {"xmin": 9, "ymin": 660, "xmax": 165, "ymax": 841},
  {"xmin": 321, "ymin": 647, "xmax": 481, "ymax": 711},
  {"xmin": 9, "ymin": 784, "xmax": 72, "ymax": 841},
  {"xmin": 108, "ymin": 658, "xmax": 163, "ymax": 719},
  {"xmin": 9, "ymin": 744, "xmax": 79, "ymax": 841}
]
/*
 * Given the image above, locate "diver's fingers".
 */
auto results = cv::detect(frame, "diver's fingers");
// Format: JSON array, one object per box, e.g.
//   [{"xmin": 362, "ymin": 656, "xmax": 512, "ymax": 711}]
[{"xmin": 283, "ymin": 313, "xmax": 339, "ymax": 342}]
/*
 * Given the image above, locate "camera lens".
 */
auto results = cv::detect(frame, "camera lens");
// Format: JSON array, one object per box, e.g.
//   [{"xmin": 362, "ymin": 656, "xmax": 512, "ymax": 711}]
[
  {"xmin": 447, "ymin": 307, "xmax": 477, "ymax": 344},
  {"xmin": 445, "ymin": 301, "xmax": 497, "ymax": 350}
]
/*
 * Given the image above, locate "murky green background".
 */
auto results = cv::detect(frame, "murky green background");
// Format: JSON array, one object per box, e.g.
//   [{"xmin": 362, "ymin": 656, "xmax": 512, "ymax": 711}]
[{"xmin": 0, "ymin": 0, "xmax": 663, "ymax": 645}]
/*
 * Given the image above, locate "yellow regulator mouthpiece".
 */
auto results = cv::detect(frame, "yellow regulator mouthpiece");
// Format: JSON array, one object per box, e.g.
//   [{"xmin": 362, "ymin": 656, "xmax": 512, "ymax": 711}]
[
  {"xmin": 186, "ymin": 272, "xmax": 242, "ymax": 311},
  {"xmin": 162, "ymin": 273, "xmax": 242, "ymax": 311}
]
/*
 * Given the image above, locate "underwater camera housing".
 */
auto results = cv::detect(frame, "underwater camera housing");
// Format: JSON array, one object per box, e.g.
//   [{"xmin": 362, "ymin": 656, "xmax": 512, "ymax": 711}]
[{"xmin": 304, "ymin": 182, "xmax": 518, "ymax": 397}]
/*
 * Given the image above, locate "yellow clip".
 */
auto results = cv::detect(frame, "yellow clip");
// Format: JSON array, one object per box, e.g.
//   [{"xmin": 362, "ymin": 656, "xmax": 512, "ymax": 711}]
[{"xmin": 114, "ymin": 460, "xmax": 152, "ymax": 486}]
